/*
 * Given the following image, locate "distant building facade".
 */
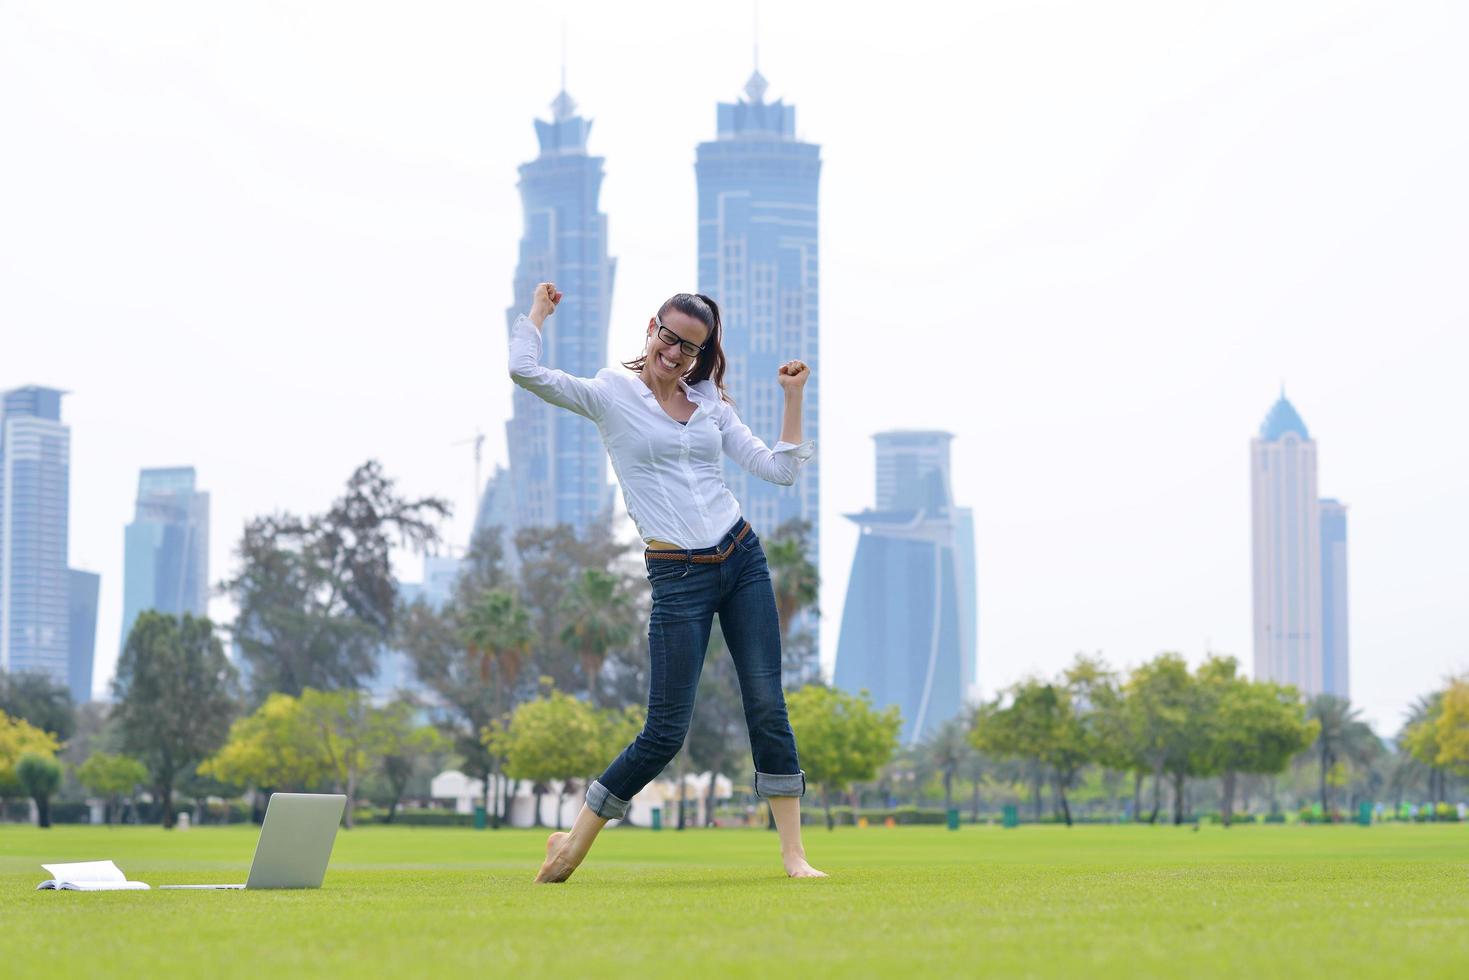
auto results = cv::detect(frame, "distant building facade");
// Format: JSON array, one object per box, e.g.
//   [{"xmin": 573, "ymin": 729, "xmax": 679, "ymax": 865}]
[
  {"xmin": 0, "ymin": 386, "xmax": 74, "ymax": 690},
  {"xmin": 503, "ymin": 86, "xmax": 616, "ymax": 539},
  {"xmin": 696, "ymin": 68, "xmax": 822, "ymax": 651},
  {"xmin": 120, "ymin": 467, "xmax": 210, "ymax": 652},
  {"xmin": 67, "ymin": 569, "xmax": 99, "ymax": 702},
  {"xmin": 1250, "ymin": 394, "xmax": 1349, "ymax": 699},
  {"xmin": 834, "ymin": 431, "xmax": 977, "ymax": 746}
]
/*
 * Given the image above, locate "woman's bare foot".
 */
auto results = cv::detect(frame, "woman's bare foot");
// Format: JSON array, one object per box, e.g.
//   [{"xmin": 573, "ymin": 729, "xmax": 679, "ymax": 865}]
[
  {"xmin": 535, "ymin": 831, "xmax": 577, "ymax": 883},
  {"xmin": 783, "ymin": 852, "xmax": 829, "ymax": 879}
]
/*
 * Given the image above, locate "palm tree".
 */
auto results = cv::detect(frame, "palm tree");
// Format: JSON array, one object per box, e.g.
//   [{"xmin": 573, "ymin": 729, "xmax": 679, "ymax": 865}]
[
  {"xmin": 458, "ymin": 588, "xmax": 533, "ymax": 827},
  {"xmin": 765, "ymin": 522, "xmax": 819, "ymax": 644},
  {"xmin": 1306, "ymin": 695, "xmax": 1381, "ymax": 816},
  {"xmin": 558, "ymin": 569, "xmax": 638, "ymax": 706}
]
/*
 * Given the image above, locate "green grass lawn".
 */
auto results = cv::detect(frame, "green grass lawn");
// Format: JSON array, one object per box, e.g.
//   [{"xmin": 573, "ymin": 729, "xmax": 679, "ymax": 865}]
[{"xmin": 2, "ymin": 821, "xmax": 1467, "ymax": 977}]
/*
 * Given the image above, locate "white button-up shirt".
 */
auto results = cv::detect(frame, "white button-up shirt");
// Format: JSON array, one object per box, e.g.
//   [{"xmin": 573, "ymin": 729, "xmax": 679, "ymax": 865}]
[{"xmin": 508, "ymin": 315, "xmax": 815, "ymax": 549}]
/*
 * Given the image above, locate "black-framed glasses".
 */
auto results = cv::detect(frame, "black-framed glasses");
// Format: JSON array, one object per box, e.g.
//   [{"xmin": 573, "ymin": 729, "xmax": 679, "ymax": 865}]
[{"xmin": 654, "ymin": 315, "xmax": 706, "ymax": 359}]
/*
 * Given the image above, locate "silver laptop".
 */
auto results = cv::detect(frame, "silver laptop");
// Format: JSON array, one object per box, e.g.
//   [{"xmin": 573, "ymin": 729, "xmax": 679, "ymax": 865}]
[{"xmin": 159, "ymin": 793, "xmax": 346, "ymax": 890}]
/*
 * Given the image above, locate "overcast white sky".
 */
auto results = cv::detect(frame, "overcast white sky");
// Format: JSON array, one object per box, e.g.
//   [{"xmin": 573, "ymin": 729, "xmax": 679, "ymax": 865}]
[{"xmin": 3, "ymin": 0, "xmax": 1465, "ymax": 734}]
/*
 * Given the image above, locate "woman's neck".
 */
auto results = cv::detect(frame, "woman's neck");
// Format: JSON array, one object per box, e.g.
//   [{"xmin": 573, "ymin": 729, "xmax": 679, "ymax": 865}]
[{"xmin": 639, "ymin": 366, "xmax": 684, "ymax": 402}]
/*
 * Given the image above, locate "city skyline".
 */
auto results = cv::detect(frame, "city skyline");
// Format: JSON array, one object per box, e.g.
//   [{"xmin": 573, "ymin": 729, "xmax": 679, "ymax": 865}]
[
  {"xmin": 120, "ymin": 466, "xmax": 210, "ymax": 659},
  {"xmin": 3, "ymin": 2, "xmax": 1465, "ymax": 731}
]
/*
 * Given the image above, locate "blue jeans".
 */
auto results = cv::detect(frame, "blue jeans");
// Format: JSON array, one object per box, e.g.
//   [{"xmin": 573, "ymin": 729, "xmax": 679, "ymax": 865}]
[{"xmin": 585, "ymin": 518, "xmax": 805, "ymax": 820}]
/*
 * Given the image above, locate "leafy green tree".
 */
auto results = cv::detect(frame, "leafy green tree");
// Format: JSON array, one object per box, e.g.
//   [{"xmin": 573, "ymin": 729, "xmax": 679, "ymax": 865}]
[
  {"xmin": 972, "ymin": 675, "xmax": 1091, "ymax": 825},
  {"xmin": 686, "ymin": 632, "xmax": 748, "ymax": 826},
  {"xmin": 1401, "ymin": 692, "xmax": 1447, "ymax": 806},
  {"xmin": 200, "ymin": 692, "xmax": 331, "ymax": 793},
  {"xmin": 0, "ymin": 669, "xmax": 75, "ymax": 741},
  {"xmin": 225, "ymin": 461, "xmax": 449, "ymax": 701},
  {"xmin": 1197, "ymin": 656, "xmax": 1317, "ymax": 825},
  {"xmin": 558, "ymin": 569, "xmax": 638, "ymax": 705},
  {"xmin": 0, "ymin": 709, "xmax": 61, "ymax": 803},
  {"xmin": 77, "ymin": 753, "xmax": 149, "ymax": 826},
  {"xmin": 112, "ymin": 612, "xmax": 238, "ymax": 828},
  {"xmin": 398, "ymin": 598, "xmax": 502, "ymax": 823},
  {"xmin": 1408, "ymin": 677, "xmax": 1469, "ymax": 781},
  {"xmin": 375, "ymin": 701, "xmax": 449, "ymax": 824},
  {"xmin": 296, "ymin": 689, "xmax": 380, "ymax": 828},
  {"xmin": 17, "ymin": 753, "xmax": 62, "ymax": 827},
  {"xmin": 1121, "ymin": 653, "xmax": 1195, "ymax": 823},
  {"xmin": 787, "ymin": 685, "xmax": 902, "ymax": 830},
  {"xmin": 1305, "ymin": 694, "xmax": 1381, "ymax": 816},
  {"xmin": 487, "ymin": 684, "xmax": 607, "ymax": 829}
]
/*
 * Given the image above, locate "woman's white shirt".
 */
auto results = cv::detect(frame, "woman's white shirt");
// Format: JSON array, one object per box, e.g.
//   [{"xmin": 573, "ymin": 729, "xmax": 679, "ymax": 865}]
[{"xmin": 508, "ymin": 314, "xmax": 815, "ymax": 549}]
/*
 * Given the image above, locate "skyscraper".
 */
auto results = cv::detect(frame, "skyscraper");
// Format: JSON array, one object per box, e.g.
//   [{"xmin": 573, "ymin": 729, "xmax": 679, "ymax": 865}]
[
  {"xmin": 1250, "ymin": 394, "xmax": 1349, "ymax": 699},
  {"xmin": 67, "ymin": 568, "xmax": 99, "ymax": 703},
  {"xmin": 0, "ymin": 386, "xmax": 72, "ymax": 690},
  {"xmin": 834, "ymin": 432, "xmax": 977, "ymax": 746},
  {"xmin": 1319, "ymin": 498, "xmax": 1350, "ymax": 700},
  {"xmin": 504, "ymin": 84, "xmax": 616, "ymax": 537},
  {"xmin": 695, "ymin": 68, "xmax": 822, "ymax": 650},
  {"xmin": 120, "ymin": 467, "xmax": 210, "ymax": 651}
]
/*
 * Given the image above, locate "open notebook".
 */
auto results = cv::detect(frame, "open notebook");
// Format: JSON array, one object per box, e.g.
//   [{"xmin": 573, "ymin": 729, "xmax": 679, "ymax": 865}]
[{"xmin": 36, "ymin": 860, "xmax": 150, "ymax": 891}]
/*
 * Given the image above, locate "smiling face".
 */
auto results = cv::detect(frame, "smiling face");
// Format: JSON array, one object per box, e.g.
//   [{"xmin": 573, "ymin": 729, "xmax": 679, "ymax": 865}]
[{"xmin": 645, "ymin": 309, "xmax": 710, "ymax": 380}]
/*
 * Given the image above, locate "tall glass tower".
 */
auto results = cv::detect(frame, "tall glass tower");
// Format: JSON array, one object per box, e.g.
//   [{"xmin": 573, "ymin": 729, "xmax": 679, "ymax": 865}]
[
  {"xmin": 1318, "ymin": 497, "xmax": 1350, "ymax": 700},
  {"xmin": 1250, "ymin": 394, "xmax": 1349, "ymax": 699},
  {"xmin": 504, "ymin": 85, "xmax": 616, "ymax": 536},
  {"xmin": 120, "ymin": 467, "xmax": 210, "ymax": 652},
  {"xmin": 0, "ymin": 386, "xmax": 72, "ymax": 689},
  {"xmin": 696, "ymin": 69, "xmax": 822, "ymax": 651},
  {"xmin": 834, "ymin": 432, "xmax": 978, "ymax": 746}
]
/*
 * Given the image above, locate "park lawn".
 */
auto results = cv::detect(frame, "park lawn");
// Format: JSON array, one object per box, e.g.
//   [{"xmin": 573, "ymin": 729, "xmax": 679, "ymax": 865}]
[{"xmin": 1, "ymin": 822, "xmax": 1467, "ymax": 978}]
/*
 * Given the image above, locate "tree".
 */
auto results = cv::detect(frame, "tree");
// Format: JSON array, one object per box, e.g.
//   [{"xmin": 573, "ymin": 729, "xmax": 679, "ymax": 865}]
[
  {"xmin": 296, "ymin": 689, "xmax": 379, "ymax": 828},
  {"xmin": 17, "ymin": 753, "xmax": 63, "ymax": 827},
  {"xmin": 765, "ymin": 520, "xmax": 821, "ymax": 686},
  {"xmin": 200, "ymin": 692, "xmax": 332, "ymax": 795},
  {"xmin": 558, "ymin": 569, "xmax": 638, "ymax": 705},
  {"xmin": 1305, "ymin": 695, "xmax": 1381, "ymax": 817},
  {"xmin": 972, "ymin": 676, "xmax": 1091, "ymax": 826},
  {"xmin": 1197, "ymin": 656, "xmax": 1316, "ymax": 826},
  {"xmin": 77, "ymin": 753, "xmax": 150, "ymax": 826},
  {"xmin": 0, "ymin": 669, "xmax": 75, "ymax": 741},
  {"xmin": 1409, "ymin": 677, "xmax": 1469, "ymax": 779},
  {"xmin": 920, "ymin": 717, "xmax": 975, "ymax": 814},
  {"xmin": 224, "ymin": 460, "xmax": 449, "ymax": 701},
  {"xmin": 487, "ymin": 684, "xmax": 607, "ymax": 829},
  {"xmin": 460, "ymin": 587, "xmax": 535, "ymax": 825},
  {"xmin": 112, "ymin": 612, "xmax": 238, "ymax": 828},
  {"xmin": 0, "ymin": 709, "xmax": 61, "ymax": 803},
  {"xmin": 1402, "ymin": 692, "xmax": 1448, "ymax": 806},
  {"xmin": 375, "ymin": 700, "xmax": 449, "ymax": 824},
  {"xmin": 1121, "ymin": 654, "xmax": 1195, "ymax": 823},
  {"xmin": 398, "ymin": 598, "xmax": 502, "ymax": 823},
  {"xmin": 787, "ymin": 685, "xmax": 902, "ymax": 830}
]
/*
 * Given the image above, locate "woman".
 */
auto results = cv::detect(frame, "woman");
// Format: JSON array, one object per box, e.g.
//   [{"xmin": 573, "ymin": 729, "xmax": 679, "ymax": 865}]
[{"xmin": 509, "ymin": 281, "xmax": 825, "ymax": 882}]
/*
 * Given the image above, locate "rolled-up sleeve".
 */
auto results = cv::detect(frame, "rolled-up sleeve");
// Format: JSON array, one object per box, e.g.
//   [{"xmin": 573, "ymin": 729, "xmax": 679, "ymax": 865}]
[
  {"xmin": 718, "ymin": 402, "xmax": 815, "ymax": 486},
  {"xmin": 507, "ymin": 314, "xmax": 609, "ymax": 421}
]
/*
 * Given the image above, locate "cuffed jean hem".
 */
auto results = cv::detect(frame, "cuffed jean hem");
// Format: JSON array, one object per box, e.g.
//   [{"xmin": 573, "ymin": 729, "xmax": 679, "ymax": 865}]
[
  {"xmin": 586, "ymin": 780, "xmax": 631, "ymax": 820},
  {"xmin": 755, "ymin": 770, "xmax": 806, "ymax": 799}
]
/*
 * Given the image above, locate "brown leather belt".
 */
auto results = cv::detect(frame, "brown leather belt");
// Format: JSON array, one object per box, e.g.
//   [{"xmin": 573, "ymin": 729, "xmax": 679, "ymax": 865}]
[{"xmin": 646, "ymin": 521, "xmax": 751, "ymax": 563}]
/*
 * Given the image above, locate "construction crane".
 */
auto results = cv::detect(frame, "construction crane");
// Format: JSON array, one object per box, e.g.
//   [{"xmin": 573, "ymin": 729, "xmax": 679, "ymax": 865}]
[{"xmin": 451, "ymin": 430, "xmax": 485, "ymax": 529}]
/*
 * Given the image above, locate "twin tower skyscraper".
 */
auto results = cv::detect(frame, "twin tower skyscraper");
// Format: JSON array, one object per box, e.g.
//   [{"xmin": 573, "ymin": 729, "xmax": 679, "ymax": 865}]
[{"xmin": 485, "ymin": 69, "xmax": 821, "ymax": 631}]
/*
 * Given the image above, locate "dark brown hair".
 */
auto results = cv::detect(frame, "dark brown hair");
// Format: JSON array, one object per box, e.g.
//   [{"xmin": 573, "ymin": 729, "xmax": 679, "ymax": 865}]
[{"xmin": 621, "ymin": 293, "xmax": 730, "ymax": 402}]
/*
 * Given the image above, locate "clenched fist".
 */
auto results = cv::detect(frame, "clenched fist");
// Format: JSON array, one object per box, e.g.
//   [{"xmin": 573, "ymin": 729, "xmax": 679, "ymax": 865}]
[
  {"xmin": 777, "ymin": 359, "xmax": 810, "ymax": 394},
  {"xmin": 529, "ymin": 282, "xmax": 563, "ymax": 327}
]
